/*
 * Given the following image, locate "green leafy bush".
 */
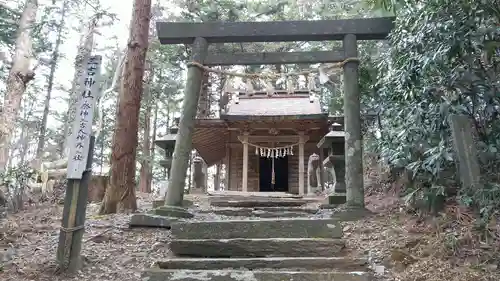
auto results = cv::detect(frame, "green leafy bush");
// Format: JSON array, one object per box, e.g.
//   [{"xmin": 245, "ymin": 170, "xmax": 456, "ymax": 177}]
[{"xmin": 367, "ymin": 0, "xmax": 500, "ymax": 218}]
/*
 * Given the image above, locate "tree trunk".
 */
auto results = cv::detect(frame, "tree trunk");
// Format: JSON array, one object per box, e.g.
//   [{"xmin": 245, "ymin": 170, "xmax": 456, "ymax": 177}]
[
  {"xmin": 6, "ymin": 130, "xmax": 18, "ymax": 169},
  {"xmin": 0, "ymin": 0, "xmax": 38, "ymax": 172},
  {"xmin": 166, "ymin": 105, "xmax": 170, "ymax": 133},
  {"xmin": 99, "ymin": 0, "xmax": 152, "ymax": 214},
  {"xmin": 187, "ymin": 154, "xmax": 192, "ymax": 191},
  {"xmin": 99, "ymin": 110, "xmax": 106, "ymax": 175},
  {"xmin": 19, "ymin": 126, "xmax": 29, "ymax": 163},
  {"xmin": 151, "ymin": 101, "xmax": 158, "ymax": 174},
  {"xmin": 106, "ymin": 52, "xmax": 127, "ymax": 169},
  {"xmin": 139, "ymin": 76, "xmax": 152, "ymax": 193},
  {"xmin": 61, "ymin": 17, "xmax": 97, "ymax": 157},
  {"xmin": 36, "ymin": 0, "xmax": 69, "ymax": 158},
  {"xmin": 158, "ymin": 105, "xmax": 169, "ymax": 177},
  {"xmin": 19, "ymin": 99, "xmax": 34, "ymax": 164}
]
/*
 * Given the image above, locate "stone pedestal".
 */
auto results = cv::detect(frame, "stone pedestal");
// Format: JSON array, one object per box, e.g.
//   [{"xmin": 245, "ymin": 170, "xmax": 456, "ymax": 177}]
[
  {"xmin": 192, "ymin": 156, "xmax": 206, "ymax": 193},
  {"xmin": 129, "ymin": 214, "xmax": 177, "ymax": 228},
  {"xmin": 328, "ymin": 154, "xmax": 346, "ymax": 193},
  {"xmin": 328, "ymin": 194, "xmax": 347, "ymax": 205},
  {"xmin": 152, "ymin": 199, "xmax": 194, "ymax": 209}
]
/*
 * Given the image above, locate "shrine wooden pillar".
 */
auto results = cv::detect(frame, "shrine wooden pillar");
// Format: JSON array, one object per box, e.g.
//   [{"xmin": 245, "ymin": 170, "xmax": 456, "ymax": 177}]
[
  {"xmin": 298, "ymin": 131, "xmax": 306, "ymax": 195},
  {"xmin": 319, "ymin": 148, "xmax": 325, "ymax": 188},
  {"xmin": 342, "ymin": 34, "xmax": 364, "ymax": 207},
  {"xmin": 224, "ymin": 144, "xmax": 230, "ymax": 190},
  {"xmin": 241, "ymin": 132, "xmax": 249, "ymax": 192}
]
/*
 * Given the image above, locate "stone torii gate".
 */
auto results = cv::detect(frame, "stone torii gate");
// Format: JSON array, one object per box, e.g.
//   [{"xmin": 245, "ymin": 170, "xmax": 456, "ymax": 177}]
[{"xmin": 156, "ymin": 17, "xmax": 394, "ymax": 215}]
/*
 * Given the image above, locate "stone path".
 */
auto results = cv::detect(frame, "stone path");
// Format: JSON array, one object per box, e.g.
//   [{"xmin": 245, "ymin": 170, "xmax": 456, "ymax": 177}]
[{"xmin": 139, "ymin": 194, "xmax": 371, "ymax": 281}]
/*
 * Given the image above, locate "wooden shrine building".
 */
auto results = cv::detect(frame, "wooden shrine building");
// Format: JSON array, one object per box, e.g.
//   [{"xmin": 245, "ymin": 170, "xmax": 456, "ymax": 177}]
[
  {"xmin": 195, "ymin": 90, "xmax": 329, "ymax": 195},
  {"xmin": 157, "ymin": 88, "xmax": 350, "ymax": 195}
]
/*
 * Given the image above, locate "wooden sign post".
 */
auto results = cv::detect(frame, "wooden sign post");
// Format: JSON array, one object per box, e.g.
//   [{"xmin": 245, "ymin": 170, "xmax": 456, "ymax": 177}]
[{"xmin": 56, "ymin": 55, "xmax": 102, "ymax": 273}]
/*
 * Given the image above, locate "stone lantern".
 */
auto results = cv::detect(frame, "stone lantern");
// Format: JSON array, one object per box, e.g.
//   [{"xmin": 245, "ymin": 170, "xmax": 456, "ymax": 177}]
[{"xmin": 155, "ymin": 123, "xmax": 179, "ymax": 177}]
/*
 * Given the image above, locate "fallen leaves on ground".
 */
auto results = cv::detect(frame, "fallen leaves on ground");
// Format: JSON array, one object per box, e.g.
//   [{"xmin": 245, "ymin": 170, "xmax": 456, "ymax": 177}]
[
  {"xmin": 344, "ymin": 194, "xmax": 500, "ymax": 281},
  {"xmin": 1, "ymin": 190, "xmax": 499, "ymax": 281},
  {"xmin": 0, "ymin": 193, "xmax": 170, "ymax": 281}
]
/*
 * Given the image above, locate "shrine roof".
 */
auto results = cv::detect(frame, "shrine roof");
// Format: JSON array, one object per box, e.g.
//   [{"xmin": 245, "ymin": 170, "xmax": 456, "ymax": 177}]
[
  {"xmin": 222, "ymin": 95, "xmax": 326, "ymax": 119},
  {"xmin": 325, "ymin": 131, "xmax": 345, "ymax": 138}
]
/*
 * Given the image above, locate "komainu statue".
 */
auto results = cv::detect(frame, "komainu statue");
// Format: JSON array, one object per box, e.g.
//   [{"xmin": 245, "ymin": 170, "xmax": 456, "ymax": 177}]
[
  {"xmin": 307, "ymin": 153, "xmax": 322, "ymax": 194},
  {"xmin": 322, "ymin": 157, "xmax": 336, "ymax": 195},
  {"xmin": 323, "ymin": 155, "xmax": 345, "ymax": 195}
]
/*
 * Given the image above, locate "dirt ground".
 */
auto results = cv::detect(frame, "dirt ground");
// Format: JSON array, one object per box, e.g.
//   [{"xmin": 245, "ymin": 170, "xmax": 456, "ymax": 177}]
[
  {"xmin": 1, "ymin": 191, "xmax": 499, "ymax": 281},
  {"xmin": 0, "ymin": 193, "xmax": 170, "ymax": 281}
]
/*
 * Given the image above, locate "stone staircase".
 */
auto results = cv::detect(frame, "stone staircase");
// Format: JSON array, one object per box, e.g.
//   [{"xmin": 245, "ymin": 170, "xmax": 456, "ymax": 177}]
[
  {"xmin": 197, "ymin": 206, "xmax": 319, "ymax": 218},
  {"xmin": 141, "ymin": 196, "xmax": 371, "ymax": 281}
]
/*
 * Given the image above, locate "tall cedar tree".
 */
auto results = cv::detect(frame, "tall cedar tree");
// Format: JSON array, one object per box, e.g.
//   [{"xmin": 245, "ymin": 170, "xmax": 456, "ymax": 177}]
[
  {"xmin": 0, "ymin": 0, "xmax": 38, "ymax": 171},
  {"xmin": 99, "ymin": 0, "xmax": 152, "ymax": 213}
]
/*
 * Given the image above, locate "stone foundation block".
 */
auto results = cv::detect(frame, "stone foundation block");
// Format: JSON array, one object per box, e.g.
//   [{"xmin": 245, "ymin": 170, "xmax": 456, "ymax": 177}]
[
  {"xmin": 170, "ymin": 238, "xmax": 345, "ymax": 257},
  {"xmin": 152, "ymin": 199, "xmax": 194, "ymax": 209},
  {"xmin": 171, "ymin": 218, "xmax": 342, "ymax": 239},
  {"xmin": 328, "ymin": 194, "xmax": 347, "ymax": 205},
  {"xmin": 142, "ymin": 269, "xmax": 371, "ymax": 281},
  {"xmin": 129, "ymin": 214, "xmax": 177, "ymax": 228},
  {"xmin": 150, "ymin": 205, "xmax": 194, "ymax": 219},
  {"xmin": 155, "ymin": 256, "xmax": 368, "ymax": 271}
]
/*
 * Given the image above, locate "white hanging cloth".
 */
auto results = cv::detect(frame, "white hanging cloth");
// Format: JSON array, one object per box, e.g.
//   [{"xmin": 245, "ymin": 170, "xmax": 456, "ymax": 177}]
[
  {"xmin": 318, "ymin": 65, "xmax": 330, "ymax": 84},
  {"xmin": 286, "ymin": 76, "xmax": 295, "ymax": 94},
  {"xmin": 260, "ymin": 78, "xmax": 275, "ymax": 96},
  {"xmin": 307, "ymin": 74, "xmax": 317, "ymax": 92},
  {"xmin": 245, "ymin": 78, "xmax": 255, "ymax": 96},
  {"xmin": 223, "ymin": 77, "xmax": 237, "ymax": 93}
]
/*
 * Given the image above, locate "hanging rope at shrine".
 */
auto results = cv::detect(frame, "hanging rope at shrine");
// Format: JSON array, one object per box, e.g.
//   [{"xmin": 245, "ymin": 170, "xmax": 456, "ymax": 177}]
[
  {"xmin": 271, "ymin": 156, "xmax": 275, "ymax": 185},
  {"xmin": 238, "ymin": 137, "xmax": 296, "ymax": 187},
  {"xmin": 237, "ymin": 136, "xmax": 297, "ymax": 158},
  {"xmin": 186, "ymin": 57, "xmax": 359, "ymax": 79},
  {"xmin": 187, "ymin": 57, "xmax": 359, "ymax": 97}
]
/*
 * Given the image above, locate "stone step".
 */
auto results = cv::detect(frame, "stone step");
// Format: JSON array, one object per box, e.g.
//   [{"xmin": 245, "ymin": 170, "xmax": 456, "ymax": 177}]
[
  {"xmin": 129, "ymin": 214, "xmax": 178, "ymax": 228},
  {"xmin": 209, "ymin": 198, "xmax": 316, "ymax": 208},
  {"xmin": 170, "ymin": 238, "xmax": 345, "ymax": 257},
  {"xmin": 253, "ymin": 206, "xmax": 319, "ymax": 213},
  {"xmin": 207, "ymin": 191, "xmax": 303, "ymax": 198},
  {"xmin": 155, "ymin": 257, "xmax": 368, "ymax": 271},
  {"xmin": 198, "ymin": 207, "xmax": 318, "ymax": 218},
  {"xmin": 171, "ymin": 218, "xmax": 342, "ymax": 239},
  {"xmin": 328, "ymin": 194, "xmax": 347, "ymax": 205},
  {"xmin": 143, "ymin": 269, "xmax": 371, "ymax": 281}
]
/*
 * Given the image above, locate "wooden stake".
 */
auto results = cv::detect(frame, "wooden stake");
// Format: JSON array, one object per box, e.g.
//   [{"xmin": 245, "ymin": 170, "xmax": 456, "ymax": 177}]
[{"xmin": 56, "ymin": 135, "xmax": 95, "ymax": 273}]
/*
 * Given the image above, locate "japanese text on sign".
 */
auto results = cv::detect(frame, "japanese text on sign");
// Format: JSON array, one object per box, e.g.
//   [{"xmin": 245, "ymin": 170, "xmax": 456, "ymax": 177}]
[{"xmin": 67, "ymin": 55, "xmax": 102, "ymax": 179}]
